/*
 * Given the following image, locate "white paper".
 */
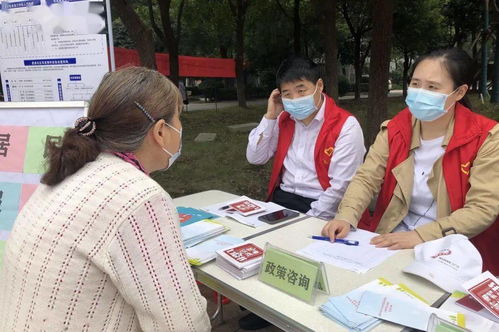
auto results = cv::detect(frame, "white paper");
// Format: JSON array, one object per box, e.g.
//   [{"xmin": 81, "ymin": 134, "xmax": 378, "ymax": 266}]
[
  {"xmin": 202, "ymin": 197, "xmax": 287, "ymax": 227},
  {"xmin": 357, "ymin": 291, "xmax": 465, "ymax": 331},
  {"xmin": 297, "ymin": 229, "xmax": 398, "ymax": 273}
]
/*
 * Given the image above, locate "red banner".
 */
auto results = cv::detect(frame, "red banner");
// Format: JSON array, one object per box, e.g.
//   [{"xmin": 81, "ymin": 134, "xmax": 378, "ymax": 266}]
[{"xmin": 114, "ymin": 47, "xmax": 236, "ymax": 78}]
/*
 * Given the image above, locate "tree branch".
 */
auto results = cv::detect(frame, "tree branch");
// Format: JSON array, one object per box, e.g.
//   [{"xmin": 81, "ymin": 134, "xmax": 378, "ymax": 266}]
[
  {"xmin": 340, "ymin": 1, "xmax": 358, "ymax": 39},
  {"xmin": 147, "ymin": 0, "xmax": 166, "ymax": 43},
  {"xmin": 176, "ymin": 0, "xmax": 186, "ymax": 42},
  {"xmin": 275, "ymin": 0, "xmax": 292, "ymax": 20}
]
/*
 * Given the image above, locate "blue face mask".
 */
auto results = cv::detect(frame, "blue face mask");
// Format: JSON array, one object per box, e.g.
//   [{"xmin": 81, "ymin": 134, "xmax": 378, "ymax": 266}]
[
  {"xmin": 405, "ymin": 87, "xmax": 457, "ymax": 122},
  {"xmin": 162, "ymin": 122, "xmax": 182, "ymax": 170},
  {"xmin": 282, "ymin": 85, "xmax": 319, "ymax": 120}
]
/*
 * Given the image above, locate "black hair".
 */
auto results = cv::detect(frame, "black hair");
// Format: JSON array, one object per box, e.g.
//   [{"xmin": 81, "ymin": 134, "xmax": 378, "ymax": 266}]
[
  {"xmin": 410, "ymin": 48, "xmax": 476, "ymax": 109},
  {"xmin": 276, "ymin": 56, "xmax": 321, "ymax": 87}
]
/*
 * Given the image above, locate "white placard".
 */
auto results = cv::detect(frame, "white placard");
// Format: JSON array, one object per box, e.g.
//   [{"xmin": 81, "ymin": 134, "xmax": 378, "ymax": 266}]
[{"xmin": 0, "ymin": 0, "xmax": 111, "ymax": 102}]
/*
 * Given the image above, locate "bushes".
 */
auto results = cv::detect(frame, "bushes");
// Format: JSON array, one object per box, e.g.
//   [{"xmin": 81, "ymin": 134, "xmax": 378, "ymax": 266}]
[{"xmin": 338, "ymin": 75, "xmax": 351, "ymax": 97}]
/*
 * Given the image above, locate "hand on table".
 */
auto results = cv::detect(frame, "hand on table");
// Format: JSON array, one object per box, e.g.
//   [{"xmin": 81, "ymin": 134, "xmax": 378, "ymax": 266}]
[
  {"xmin": 321, "ymin": 219, "xmax": 351, "ymax": 242},
  {"xmin": 370, "ymin": 231, "xmax": 423, "ymax": 250}
]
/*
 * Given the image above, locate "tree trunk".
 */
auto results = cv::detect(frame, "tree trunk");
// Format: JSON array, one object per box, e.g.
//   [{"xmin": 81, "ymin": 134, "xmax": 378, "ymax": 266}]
[
  {"xmin": 157, "ymin": 0, "xmax": 183, "ymax": 86},
  {"xmin": 402, "ymin": 50, "xmax": 411, "ymax": 97},
  {"xmin": 111, "ymin": 0, "xmax": 156, "ymax": 69},
  {"xmin": 293, "ymin": 0, "xmax": 301, "ymax": 54},
  {"xmin": 353, "ymin": 36, "xmax": 361, "ymax": 100},
  {"xmin": 313, "ymin": 0, "xmax": 338, "ymax": 99},
  {"xmin": 367, "ymin": 0, "xmax": 394, "ymax": 147},
  {"xmin": 472, "ymin": 31, "xmax": 479, "ymax": 91},
  {"xmin": 230, "ymin": 0, "xmax": 248, "ymax": 108},
  {"xmin": 491, "ymin": 24, "xmax": 499, "ymax": 103}
]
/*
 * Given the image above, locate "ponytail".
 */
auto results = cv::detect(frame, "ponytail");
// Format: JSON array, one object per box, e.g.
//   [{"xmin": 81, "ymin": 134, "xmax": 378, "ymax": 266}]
[{"xmin": 41, "ymin": 126, "xmax": 101, "ymax": 186}]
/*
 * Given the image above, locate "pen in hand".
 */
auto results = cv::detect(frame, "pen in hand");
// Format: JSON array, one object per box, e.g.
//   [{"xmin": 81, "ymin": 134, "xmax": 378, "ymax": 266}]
[{"xmin": 310, "ymin": 235, "xmax": 359, "ymax": 246}]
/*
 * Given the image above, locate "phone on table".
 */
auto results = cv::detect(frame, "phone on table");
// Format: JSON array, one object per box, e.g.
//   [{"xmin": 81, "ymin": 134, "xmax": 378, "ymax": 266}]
[{"xmin": 257, "ymin": 209, "xmax": 299, "ymax": 224}]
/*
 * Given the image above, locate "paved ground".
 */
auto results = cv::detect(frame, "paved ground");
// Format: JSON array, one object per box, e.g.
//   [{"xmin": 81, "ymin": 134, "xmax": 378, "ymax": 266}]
[{"xmin": 185, "ymin": 90, "xmax": 403, "ymax": 112}]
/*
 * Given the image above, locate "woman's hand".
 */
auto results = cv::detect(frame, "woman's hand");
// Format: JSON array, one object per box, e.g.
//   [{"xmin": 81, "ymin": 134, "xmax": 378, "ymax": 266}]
[
  {"xmin": 321, "ymin": 219, "xmax": 352, "ymax": 241},
  {"xmin": 370, "ymin": 231, "xmax": 423, "ymax": 250}
]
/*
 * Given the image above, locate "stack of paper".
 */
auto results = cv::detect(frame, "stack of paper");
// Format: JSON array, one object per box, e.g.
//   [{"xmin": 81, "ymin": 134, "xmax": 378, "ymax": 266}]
[
  {"xmin": 181, "ymin": 219, "xmax": 228, "ymax": 248},
  {"xmin": 185, "ymin": 235, "xmax": 244, "ymax": 266},
  {"xmin": 356, "ymin": 291, "xmax": 466, "ymax": 331},
  {"xmin": 320, "ymin": 278, "xmax": 462, "ymax": 332},
  {"xmin": 216, "ymin": 242, "xmax": 264, "ymax": 279},
  {"xmin": 320, "ymin": 278, "xmax": 392, "ymax": 331},
  {"xmin": 297, "ymin": 229, "xmax": 398, "ymax": 273},
  {"xmin": 203, "ymin": 196, "xmax": 289, "ymax": 227}
]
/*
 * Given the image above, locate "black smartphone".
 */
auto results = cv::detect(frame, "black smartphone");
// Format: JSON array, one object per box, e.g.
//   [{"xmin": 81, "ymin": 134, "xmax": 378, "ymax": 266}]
[{"xmin": 257, "ymin": 209, "xmax": 299, "ymax": 224}]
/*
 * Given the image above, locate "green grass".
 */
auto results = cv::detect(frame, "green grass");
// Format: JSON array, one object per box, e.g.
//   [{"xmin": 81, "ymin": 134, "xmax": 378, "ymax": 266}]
[{"xmin": 153, "ymin": 93, "xmax": 499, "ymax": 200}]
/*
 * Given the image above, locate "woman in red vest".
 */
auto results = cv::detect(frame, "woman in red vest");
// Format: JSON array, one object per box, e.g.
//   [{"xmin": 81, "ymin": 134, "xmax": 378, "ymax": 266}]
[{"xmin": 322, "ymin": 48, "xmax": 499, "ymax": 274}]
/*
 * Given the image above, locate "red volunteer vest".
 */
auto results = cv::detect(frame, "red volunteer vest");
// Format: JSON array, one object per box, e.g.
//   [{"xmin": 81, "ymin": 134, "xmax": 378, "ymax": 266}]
[
  {"xmin": 266, "ymin": 94, "xmax": 352, "ymax": 201},
  {"xmin": 358, "ymin": 103, "xmax": 499, "ymax": 274}
]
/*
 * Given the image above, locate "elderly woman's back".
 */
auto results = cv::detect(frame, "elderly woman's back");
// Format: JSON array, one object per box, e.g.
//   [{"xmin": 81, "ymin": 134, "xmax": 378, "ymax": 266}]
[
  {"xmin": 0, "ymin": 153, "xmax": 209, "ymax": 331},
  {"xmin": 0, "ymin": 67, "xmax": 210, "ymax": 332}
]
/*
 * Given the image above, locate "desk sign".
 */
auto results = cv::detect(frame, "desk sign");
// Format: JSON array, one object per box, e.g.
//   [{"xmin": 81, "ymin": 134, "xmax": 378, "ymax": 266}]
[{"xmin": 258, "ymin": 243, "xmax": 329, "ymax": 303}]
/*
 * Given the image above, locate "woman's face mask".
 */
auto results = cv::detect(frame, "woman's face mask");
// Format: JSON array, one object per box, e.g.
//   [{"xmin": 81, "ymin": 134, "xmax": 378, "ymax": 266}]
[
  {"xmin": 161, "ymin": 122, "xmax": 182, "ymax": 170},
  {"xmin": 281, "ymin": 84, "xmax": 319, "ymax": 120},
  {"xmin": 405, "ymin": 87, "xmax": 458, "ymax": 122}
]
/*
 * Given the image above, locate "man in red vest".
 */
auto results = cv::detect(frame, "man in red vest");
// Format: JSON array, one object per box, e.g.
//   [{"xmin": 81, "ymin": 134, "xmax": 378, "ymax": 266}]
[
  {"xmin": 243, "ymin": 56, "xmax": 366, "ymax": 330},
  {"xmin": 246, "ymin": 56, "xmax": 365, "ymax": 219}
]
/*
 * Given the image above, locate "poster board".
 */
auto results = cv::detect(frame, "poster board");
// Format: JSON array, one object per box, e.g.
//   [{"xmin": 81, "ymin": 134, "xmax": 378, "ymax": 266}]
[
  {"xmin": 0, "ymin": 0, "xmax": 113, "ymax": 102},
  {"xmin": 0, "ymin": 101, "xmax": 86, "ymax": 265}
]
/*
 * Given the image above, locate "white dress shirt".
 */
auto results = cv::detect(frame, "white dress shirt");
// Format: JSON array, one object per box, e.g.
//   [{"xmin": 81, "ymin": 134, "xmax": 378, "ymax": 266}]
[
  {"xmin": 246, "ymin": 97, "xmax": 366, "ymax": 219},
  {"xmin": 393, "ymin": 136, "xmax": 445, "ymax": 232}
]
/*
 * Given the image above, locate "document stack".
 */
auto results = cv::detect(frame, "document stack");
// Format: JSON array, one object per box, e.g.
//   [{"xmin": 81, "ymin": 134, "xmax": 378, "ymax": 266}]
[
  {"xmin": 181, "ymin": 219, "xmax": 227, "ymax": 248},
  {"xmin": 186, "ymin": 235, "xmax": 244, "ymax": 266},
  {"xmin": 216, "ymin": 242, "xmax": 264, "ymax": 280}
]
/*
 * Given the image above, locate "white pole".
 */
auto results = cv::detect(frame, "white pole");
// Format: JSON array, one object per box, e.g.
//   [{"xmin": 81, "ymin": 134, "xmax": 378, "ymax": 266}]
[{"xmin": 105, "ymin": 0, "xmax": 116, "ymax": 71}]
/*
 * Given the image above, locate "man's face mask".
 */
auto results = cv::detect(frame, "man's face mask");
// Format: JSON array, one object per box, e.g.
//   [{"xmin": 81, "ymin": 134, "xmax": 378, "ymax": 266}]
[{"xmin": 281, "ymin": 84, "xmax": 319, "ymax": 120}]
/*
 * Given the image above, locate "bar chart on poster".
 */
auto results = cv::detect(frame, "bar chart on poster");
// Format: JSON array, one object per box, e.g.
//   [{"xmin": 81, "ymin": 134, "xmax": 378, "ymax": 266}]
[
  {"xmin": 0, "ymin": 0, "xmax": 112, "ymax": 102},
  {"xmin": 0, "ymin": 102, "xmax": 86, "ymax": 264}
]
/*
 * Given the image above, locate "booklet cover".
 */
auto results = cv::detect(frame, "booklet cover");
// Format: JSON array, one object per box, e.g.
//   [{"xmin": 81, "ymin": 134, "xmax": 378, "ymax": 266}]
[
  {"xmin": 177, "ymin": 207, "xmax": 217, "ymax": 226},
  {"xmin": 228, "ymin": 198, "xmax": 265, "ymax": 216},
  {"xmin": 462, "ymin": 271, "xmax": 499, "ymax": 320},
  {"xmin": 217, "ymin": 242, "xmax": 264, "ymax": 269}
]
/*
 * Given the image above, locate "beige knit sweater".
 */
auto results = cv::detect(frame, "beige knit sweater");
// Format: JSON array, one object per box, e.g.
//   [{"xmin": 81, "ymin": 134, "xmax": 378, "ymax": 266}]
[{"xmin": 0, "ymin": 153, "xmax": 210, "ymax": 331}]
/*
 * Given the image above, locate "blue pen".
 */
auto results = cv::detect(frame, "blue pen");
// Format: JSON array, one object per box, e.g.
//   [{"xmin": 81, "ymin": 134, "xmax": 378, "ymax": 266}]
[{"xmin": 310, "ymin": 235, "xmax": 359, "ymax": 246}]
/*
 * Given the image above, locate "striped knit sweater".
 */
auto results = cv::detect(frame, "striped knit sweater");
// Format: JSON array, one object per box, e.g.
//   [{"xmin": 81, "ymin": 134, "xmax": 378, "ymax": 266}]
[{"xmin": 0, "ymin": 153, "xmax": 210, "ymax": 331}]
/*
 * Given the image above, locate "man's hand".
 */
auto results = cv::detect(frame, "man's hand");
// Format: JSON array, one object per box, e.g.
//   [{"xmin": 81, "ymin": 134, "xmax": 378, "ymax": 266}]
[
  {"xmin": 370, "ymin": 231, "xmax": 423, "ymax": 250},
  {"xmin": 321, "ymin": 219, "xmax": 352, "ymax": 242},
  {"xmin": 265, "ymin": 89, "xmax": 284, "ymax": 120}
]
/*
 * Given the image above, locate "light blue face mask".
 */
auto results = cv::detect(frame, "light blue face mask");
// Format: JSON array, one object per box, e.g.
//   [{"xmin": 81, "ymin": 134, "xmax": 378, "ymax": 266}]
[
  {"xmin": 405, "ymin": 87, "xmax": 457, "ymax": 122},
  {"xmin": 281, "ymin": 85, "xmax": 319, "ymax": 120},
  {"xmin": 162, "ymin": 122, "xmax": 182, "ymax": 170}
]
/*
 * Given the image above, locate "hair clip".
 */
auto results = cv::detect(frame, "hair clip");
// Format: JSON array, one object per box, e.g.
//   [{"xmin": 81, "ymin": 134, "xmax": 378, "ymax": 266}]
[
  {"xmin": 134, "ymin": 101, "xmax": 155, "ymax": 123},
  {"xmin": 74, "ymin": 117, "xmax": 96, "ymax": 136}
]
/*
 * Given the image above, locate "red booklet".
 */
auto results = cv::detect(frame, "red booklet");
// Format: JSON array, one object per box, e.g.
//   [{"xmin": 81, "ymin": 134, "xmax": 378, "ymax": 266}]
[
  {"xmin": 217, "ymin": 242, "xmax": 264, "ymax": 269},
  {"xmin": 229, "ymin": 199, "xmax": 265, "ymax": 216},
  {"xmin": 462, "ymin": 271, "xmax": 499, "ymax": 320}
]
